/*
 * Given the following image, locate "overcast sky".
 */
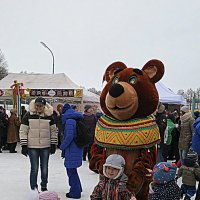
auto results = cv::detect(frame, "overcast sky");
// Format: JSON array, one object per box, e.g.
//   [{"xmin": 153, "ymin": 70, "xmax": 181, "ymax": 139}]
[{"xmin": 0, "ymin": 0, "xmax": 200, "ymax": 93}]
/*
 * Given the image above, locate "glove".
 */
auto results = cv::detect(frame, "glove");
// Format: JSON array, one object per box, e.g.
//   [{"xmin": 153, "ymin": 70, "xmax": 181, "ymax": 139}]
[
  {"xmin": 61, "ymin": 150, "xmax": 65, "ymax": 159},
  {"xmin": 50, "ymin": 144, "xmax": 56, "ymax": 154},
  {"xmin": 21, "ymin": 146, "xmax": 28, "ymax": 157}
]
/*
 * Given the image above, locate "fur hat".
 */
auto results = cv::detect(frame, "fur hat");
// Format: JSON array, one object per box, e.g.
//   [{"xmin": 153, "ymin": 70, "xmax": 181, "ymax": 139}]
[
  {"xmin": 62, "ymin": 103, "xmax": 71, "ymax": 114},
  {"xmin": 103, "ymin": 154, "xmax": 125, "ymax": 179},
  {"xmin": 35, "ymin": 97, "xmax": 46, "ymax": 105},
  {"xmin": 84, "ymin": 104, "xmax": 92, "ymax": 112},
  {"xmin": 180, "ymin": 105, "xmax": 189, "ymax": 113},
  {"xmin": 152, "ymin": 162, "xmax": 177, "ymax": 184},
  {"xmin": 157, "ymin": 103, "xmax": 165, "ymax": 113}
]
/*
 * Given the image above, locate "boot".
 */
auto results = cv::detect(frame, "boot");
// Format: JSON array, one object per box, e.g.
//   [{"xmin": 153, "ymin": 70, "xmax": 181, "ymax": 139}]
[
  {"xmin": 41, "ymin": 185, "xmax": 47, "ymax": 192},
  {"xmin": 9, "ymin": 143, "xmax": 17, "ymax": 153},
  {"xmin": 2, "ymin": 143, "xmax": 9, "ymax": 150}
]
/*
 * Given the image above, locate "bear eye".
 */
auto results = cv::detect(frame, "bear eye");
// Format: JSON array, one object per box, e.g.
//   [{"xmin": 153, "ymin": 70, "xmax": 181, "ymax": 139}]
[
  {"xmin": 129, "ymin": 76, "xmax": 137, "ymax": 84},
  {"xmin": 113, "ymin": 76, "xmax": 119, "ymax": 84}
]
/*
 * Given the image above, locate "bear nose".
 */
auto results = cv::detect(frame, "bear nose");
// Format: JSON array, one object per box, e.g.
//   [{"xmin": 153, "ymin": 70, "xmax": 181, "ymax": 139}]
[{"xmin": 109, "ymin": 83, "xmax": 124, "ymax": 98}]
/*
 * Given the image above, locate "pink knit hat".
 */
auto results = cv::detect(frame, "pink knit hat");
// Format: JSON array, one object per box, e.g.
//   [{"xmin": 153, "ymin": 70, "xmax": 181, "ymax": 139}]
[{"xmin": 39, "ymin": 191, "xmax": 59, "ymax": 200}]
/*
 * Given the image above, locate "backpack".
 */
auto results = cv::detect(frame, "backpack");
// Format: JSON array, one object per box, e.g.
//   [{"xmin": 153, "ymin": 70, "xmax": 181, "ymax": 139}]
[{"xmin": 74, "ymin": 118, "xmax": 93, "ymax": 148}]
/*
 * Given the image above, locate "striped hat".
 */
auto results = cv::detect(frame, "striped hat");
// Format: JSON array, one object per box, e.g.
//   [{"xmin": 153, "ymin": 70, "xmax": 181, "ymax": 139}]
[{"xmin": 39, "ymin": 191, "xmax": 59, "ymax": 200}]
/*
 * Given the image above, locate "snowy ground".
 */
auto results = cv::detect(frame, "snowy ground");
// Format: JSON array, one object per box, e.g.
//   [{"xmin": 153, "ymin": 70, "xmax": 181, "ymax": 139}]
[{"xmin": 0, "ymin": 144, "xmax": 196, "ymax": 200}]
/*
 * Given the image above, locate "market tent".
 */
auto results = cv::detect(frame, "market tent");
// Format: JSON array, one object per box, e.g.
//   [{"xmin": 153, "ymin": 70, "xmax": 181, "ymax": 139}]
[
  {"xmin": 0, "ymin": 73, "xmax": 80, "ymax": 89},
  {"xmin": 156, "ymin": 81, "xmax": 186, "ymax": 105},
  {"xmin": 0, "ymin": 73, "xmax": 100, "ymax": 103}
]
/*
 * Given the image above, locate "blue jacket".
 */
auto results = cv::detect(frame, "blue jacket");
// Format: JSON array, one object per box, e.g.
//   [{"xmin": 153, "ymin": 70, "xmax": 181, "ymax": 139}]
[
  {"xmin": 60, "ymin": 108, "xmax": 83, "ymax": 168},
  {"xmin": 192, "ymin": 117, "xmax": 200, "ymax": 155}
]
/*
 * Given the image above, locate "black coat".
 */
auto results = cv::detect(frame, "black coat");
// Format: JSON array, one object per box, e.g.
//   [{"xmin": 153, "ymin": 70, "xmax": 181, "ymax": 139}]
[
  {"xmin": 155, "ymin": 112, "xmax": 167, "ymax": 144},
  {"xmin": 0, "ymin": 112, "xmax": 8, "ymax": 138},
  {"xmin": 148, "ymin": 180, "xmax": 181, "ymax": 200}
]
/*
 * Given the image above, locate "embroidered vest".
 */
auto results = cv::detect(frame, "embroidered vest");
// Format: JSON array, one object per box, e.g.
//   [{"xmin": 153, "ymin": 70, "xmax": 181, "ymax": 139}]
[{"xmin": 95, "ymin": 115, "xmax": 160, "ymax": 150}]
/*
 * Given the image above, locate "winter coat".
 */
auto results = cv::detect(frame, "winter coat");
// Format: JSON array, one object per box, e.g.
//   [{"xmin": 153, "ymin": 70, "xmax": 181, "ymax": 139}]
[
  {"xmin": 148, "ymin": 180, "xmax": 181, "ymax": 200},
  {"xmin": 90, "ymin": 174, "xmax": 135, "ymax": 200},
  {"xmin": 177, "ymin": 165, "xmax": 200, "ymax": 186},
  {"xmin": 7, "ymin": 113, "xmax": 20, "ymax": 143},
  {"xmin": 0, "ymin": 111, "xmax": 8, "ymax": 138},
  {"xmin": 83, "ymin": 113, "xmax": 96, "ymax": 139},
  {"xmin": 178, "ymin": 112, "xmax": 195, "ymax": 150},
  {"xmin": 60, "ymin": 108, "xmax": 83, "ymax": 168},
  {"xmin": 192, "ymin": 117, "xmax": 200, "ymax": 155},
  {"xmin": 155, "ymin": 112, "xmax": 167, "ymax": 144},
  {"xmin": 19, "ymin": 100, "xmax": 58, "ymax": 148}
]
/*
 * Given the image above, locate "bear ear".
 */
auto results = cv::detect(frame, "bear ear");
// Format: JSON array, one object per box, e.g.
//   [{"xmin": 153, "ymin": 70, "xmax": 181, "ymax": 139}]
[
  {"xmin": 142, "ymin": 59, "xmax": 165, "ymax": 83},
  {"xmin": 102, "ymin": 61, "xmax": 127, "ymax": 83}
]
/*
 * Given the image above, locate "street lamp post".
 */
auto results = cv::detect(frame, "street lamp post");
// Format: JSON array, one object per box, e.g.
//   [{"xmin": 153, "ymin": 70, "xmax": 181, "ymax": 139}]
[{"xmin": 40, "ymin": 41, "xmax": 55, "ymax": 74}]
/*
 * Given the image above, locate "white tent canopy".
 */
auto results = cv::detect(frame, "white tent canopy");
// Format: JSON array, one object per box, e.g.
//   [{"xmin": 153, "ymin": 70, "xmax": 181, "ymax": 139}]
[
  {"xmin": 156, "ymin": 82, "xmax": 186, "ymax": 105},
  {"xmin": 0, "ymin": 73, "xmax": 80, "ymax": 89},
  {"xmin": 0, "ymin": 73, "xmax": 100, "ymax": 103}
]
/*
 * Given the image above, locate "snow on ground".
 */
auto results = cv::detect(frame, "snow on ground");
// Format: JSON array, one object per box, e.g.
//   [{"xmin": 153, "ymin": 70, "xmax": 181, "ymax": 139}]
[{"xmin": 0, "ymin": 144, "xmax": 196, "ymax": 200}]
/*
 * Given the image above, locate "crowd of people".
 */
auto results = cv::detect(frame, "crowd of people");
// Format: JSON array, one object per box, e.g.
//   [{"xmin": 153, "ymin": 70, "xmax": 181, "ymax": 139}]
[
  {"xmin": 0, "ymin": 106, "xmax": 21, "ymax": 153},
  {"xmin": 1, "ymin": 98, "xmax": 200, "ymax": 200},
  {"xmin": 154, "ymin": 103, "xmax": 200, "ymax": 200}
]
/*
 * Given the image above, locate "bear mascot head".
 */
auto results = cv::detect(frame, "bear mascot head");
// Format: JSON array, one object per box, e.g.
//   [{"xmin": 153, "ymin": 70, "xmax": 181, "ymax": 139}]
[{"xmin": 89, "ymin": 59, "xmax": 164, "ymax": 200}]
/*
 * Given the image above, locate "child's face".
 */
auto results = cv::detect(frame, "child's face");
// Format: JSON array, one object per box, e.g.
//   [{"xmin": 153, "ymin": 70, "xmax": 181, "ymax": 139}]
[{"xmin": 105, "ymin": 166, "xmax": 120, "ymax": 179}]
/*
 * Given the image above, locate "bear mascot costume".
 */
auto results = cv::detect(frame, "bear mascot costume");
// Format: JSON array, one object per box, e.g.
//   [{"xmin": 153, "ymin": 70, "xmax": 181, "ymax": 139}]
[{"xmin": 89, "ymin": 59, "xmax": 165, "ymax": 200}]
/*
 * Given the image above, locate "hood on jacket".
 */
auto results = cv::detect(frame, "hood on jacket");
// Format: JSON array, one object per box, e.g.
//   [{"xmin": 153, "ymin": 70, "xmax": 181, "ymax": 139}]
[
  {"xmin": 29, "ymin": 99, "xmax": 53, "ymax": 116},
  {"xmin": 193, "ymin": 117, "xmax": 200, "ymax": 129},
  {"xmin": 180, "ymin": 112, "xmax": 194, "ymax": 123},
  {"xmin": 103, "ymin": 154, "xmax": 125, "ymax": 180},
  {"xmin": 62, "ymin": 108, "xmax": 83, "ymax": 124}
]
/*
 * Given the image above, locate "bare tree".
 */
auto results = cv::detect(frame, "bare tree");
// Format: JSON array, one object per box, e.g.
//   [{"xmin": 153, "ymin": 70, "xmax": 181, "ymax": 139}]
[
  {"xmin": 0, "ymin": 50, "xmax": 8, "ymax": 80},
  {"xmin": 195, "ymin": 88, "xmax": 200, "ymax": 109},
  {"xmin": 185, "ymin": 88, "xmax": 194, "ymax": 108}
]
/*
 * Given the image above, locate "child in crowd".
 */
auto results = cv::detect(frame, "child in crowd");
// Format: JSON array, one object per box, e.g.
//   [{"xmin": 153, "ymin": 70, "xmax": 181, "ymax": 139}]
[
  {"xmin": 177, "ymin": 149, "xmax": 200, "ymax": 200},
  {"xmin": 90, "ymin": 154, "xmax": 136, "ymax": 200},
  {"xmin": 148, "ymin": 162, "xmax": 181, "ymax": 200},
  {"xmin": 28, "ymin": 189, "xmax": 60, "ymax": 200}
]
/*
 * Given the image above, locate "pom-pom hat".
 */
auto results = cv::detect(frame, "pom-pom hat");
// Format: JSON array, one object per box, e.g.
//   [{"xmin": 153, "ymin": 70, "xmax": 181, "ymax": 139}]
[{"xmin": 152, "ymin": 162, "xmax": 177, "ymax": 184}]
